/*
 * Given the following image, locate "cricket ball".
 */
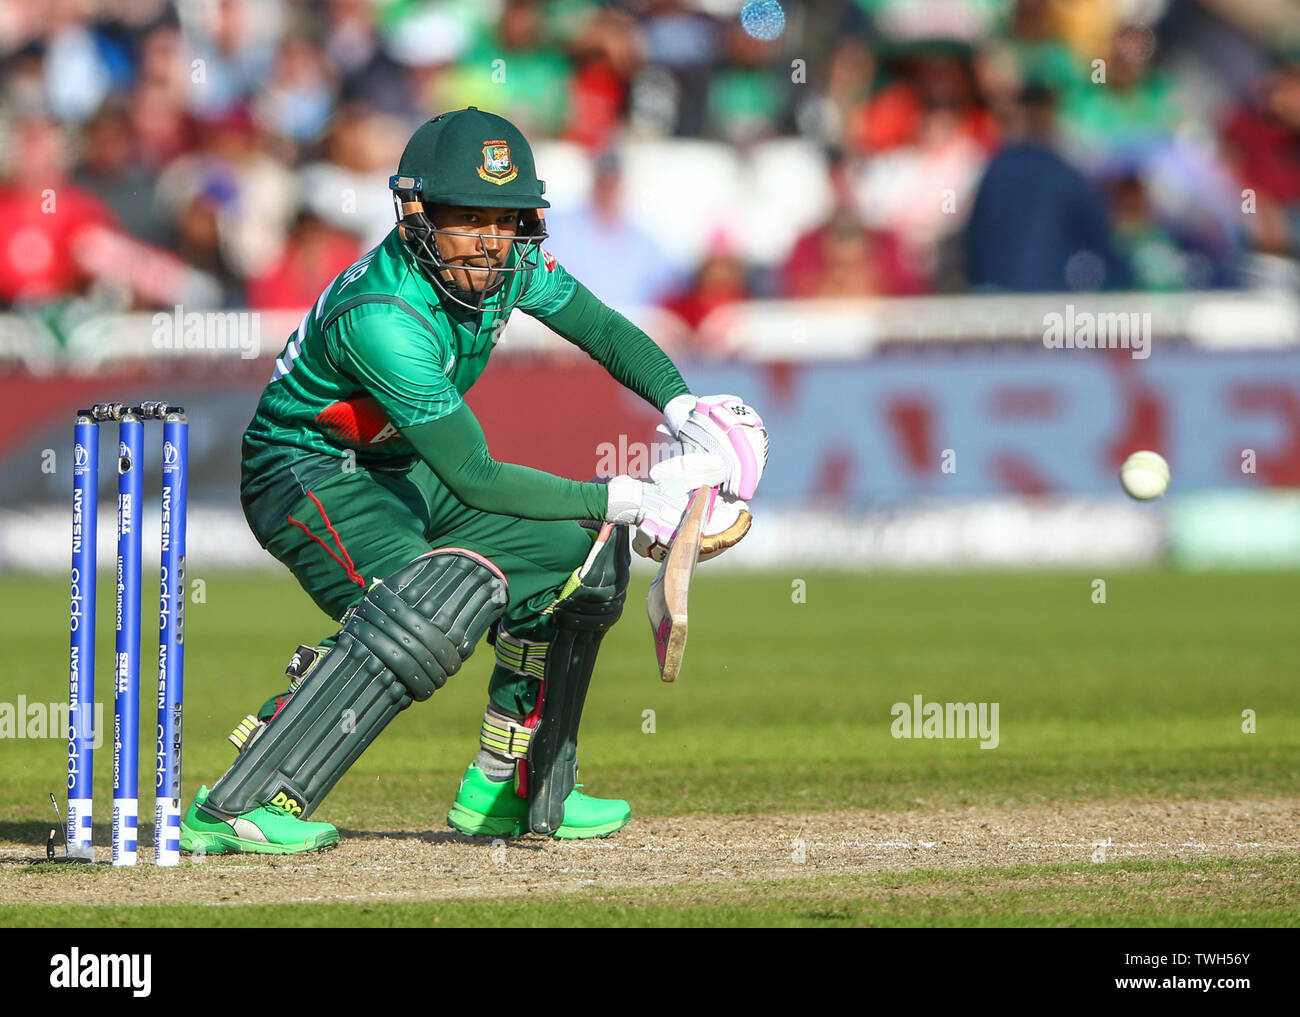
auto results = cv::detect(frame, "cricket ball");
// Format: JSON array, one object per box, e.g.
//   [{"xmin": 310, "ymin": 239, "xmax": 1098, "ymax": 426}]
[{"xmin": 1119, "ymin": 450, "xmax": 1170, "ymax": 500}]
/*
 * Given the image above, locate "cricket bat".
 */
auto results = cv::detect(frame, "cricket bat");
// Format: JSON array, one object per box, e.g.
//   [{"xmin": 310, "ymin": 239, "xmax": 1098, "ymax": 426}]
[{"xmin": 646, "ymin": 484, "xmax": 715, "ymax": 683}]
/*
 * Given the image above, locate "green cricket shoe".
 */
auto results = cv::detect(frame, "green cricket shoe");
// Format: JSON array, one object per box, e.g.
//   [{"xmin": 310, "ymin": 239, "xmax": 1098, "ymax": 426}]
[
  {"xmin": 179, "ymin": 785, "xmax": 339, "ymax": 855},
  {"xmin": 447, "ymin": 764, "xmax": 631, "ymax": 840}
]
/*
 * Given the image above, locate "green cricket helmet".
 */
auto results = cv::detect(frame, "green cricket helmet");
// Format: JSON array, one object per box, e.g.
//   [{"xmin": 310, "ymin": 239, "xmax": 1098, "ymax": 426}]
[{"xmin": 389, "ymin": 107, "xmax": 550, "ymax": 313}]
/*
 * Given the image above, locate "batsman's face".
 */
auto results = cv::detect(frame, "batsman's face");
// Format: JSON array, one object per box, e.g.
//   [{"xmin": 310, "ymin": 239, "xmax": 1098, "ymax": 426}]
[{"xmin": 429, "ymin": 204, "xmax": 519, "ymax": 293}]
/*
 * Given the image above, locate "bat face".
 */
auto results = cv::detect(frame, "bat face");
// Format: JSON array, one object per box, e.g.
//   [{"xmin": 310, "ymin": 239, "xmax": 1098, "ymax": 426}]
[{"xmin": 646, "ymin": 485, "xmax": 715, "ymax": 682}]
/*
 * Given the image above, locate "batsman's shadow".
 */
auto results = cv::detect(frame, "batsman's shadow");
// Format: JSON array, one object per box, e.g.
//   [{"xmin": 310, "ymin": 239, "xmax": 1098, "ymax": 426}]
[
  {"xmin": 337, "ymin": 828, "xmax": 548, "ymax": 851},
  {"xmin": 0, "ymin": 820, "xmax": 59, "ymax": 845}
]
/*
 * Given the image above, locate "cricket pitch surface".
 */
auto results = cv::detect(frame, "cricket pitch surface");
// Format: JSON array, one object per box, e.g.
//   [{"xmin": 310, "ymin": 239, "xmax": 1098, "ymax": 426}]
[{"xmin": 3, "ymin": 797, "xmax": 1298, "ymax": 926}]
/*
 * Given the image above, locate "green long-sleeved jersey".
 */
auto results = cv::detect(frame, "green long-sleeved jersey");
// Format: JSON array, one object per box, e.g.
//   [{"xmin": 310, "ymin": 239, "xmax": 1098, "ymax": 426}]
[{"xmin": 240, "ymin": 228, "xmax": 689, "ymax": 544}]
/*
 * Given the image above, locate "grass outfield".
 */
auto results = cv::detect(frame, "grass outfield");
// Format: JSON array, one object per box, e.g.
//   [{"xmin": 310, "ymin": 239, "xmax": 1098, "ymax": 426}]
[{"xmin": 1, "ymin": 567, "xmax": 1297, "ymax": 925}]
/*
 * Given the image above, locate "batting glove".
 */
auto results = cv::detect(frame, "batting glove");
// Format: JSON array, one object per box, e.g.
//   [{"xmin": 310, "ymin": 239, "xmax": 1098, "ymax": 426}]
[
  {"xmin": 660, "ymin": 394, "xmax": 768, "ymax": 500},
  {"xmin": 603, "ymin": 452, "xmax": 726, "ymax": 526}
]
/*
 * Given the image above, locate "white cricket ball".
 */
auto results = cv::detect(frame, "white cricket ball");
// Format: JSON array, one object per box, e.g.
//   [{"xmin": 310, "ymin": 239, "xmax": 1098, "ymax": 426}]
[{"xmin": 1119, "ymin": 450, "xmax": 1170, "ymax": 500}]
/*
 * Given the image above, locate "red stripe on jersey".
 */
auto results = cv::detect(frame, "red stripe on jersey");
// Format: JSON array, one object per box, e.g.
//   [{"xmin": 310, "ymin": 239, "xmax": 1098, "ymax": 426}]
[{"xmin": 315, "ymin": 396, "xmax": 398, "ymax": 446}]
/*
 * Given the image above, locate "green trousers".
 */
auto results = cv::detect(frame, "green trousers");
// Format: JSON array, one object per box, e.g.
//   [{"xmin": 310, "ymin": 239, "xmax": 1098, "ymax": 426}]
[{"xmin": 253, "ymin": 461, "xmax": 600, "ymax": 715}]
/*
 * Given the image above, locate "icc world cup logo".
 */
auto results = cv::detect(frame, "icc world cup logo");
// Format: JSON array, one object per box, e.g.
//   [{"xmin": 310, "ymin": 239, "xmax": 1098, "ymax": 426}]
[
  {"xmin": 74, "ymin": 444, "xmax": 88, "ymax": 468},
  {"xmin": 164, "ymin": 441, "xmax": 178, "ymax": 466}
]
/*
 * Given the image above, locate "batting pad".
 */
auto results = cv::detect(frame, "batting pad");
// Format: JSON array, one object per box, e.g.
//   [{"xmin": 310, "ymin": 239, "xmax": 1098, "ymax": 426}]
[
  {"xmin": 528, "ymin": 525, "xmax": 630, "ymax": 834},
  {"xmin": 206, "ymin": 550, "xmax": 508, "ymax": 818}
]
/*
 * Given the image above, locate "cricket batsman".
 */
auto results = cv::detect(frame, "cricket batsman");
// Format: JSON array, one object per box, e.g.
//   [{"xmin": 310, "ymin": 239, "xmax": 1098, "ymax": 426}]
[{"xmin": 179, "ymin": 108, "xmax": 767, "ymax": 854}]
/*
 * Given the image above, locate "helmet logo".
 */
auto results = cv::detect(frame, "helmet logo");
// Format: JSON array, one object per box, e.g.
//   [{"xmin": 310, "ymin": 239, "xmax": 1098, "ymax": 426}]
[{"xmin": 478, "ymin": 140, "xmax": 517, "ymax": 185}]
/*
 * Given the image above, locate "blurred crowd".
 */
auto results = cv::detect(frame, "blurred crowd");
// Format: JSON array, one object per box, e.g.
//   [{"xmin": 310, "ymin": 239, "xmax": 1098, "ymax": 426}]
[{"xmin": 1, "ymin": 0, "xmax": 1299, "ymax": 334}]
